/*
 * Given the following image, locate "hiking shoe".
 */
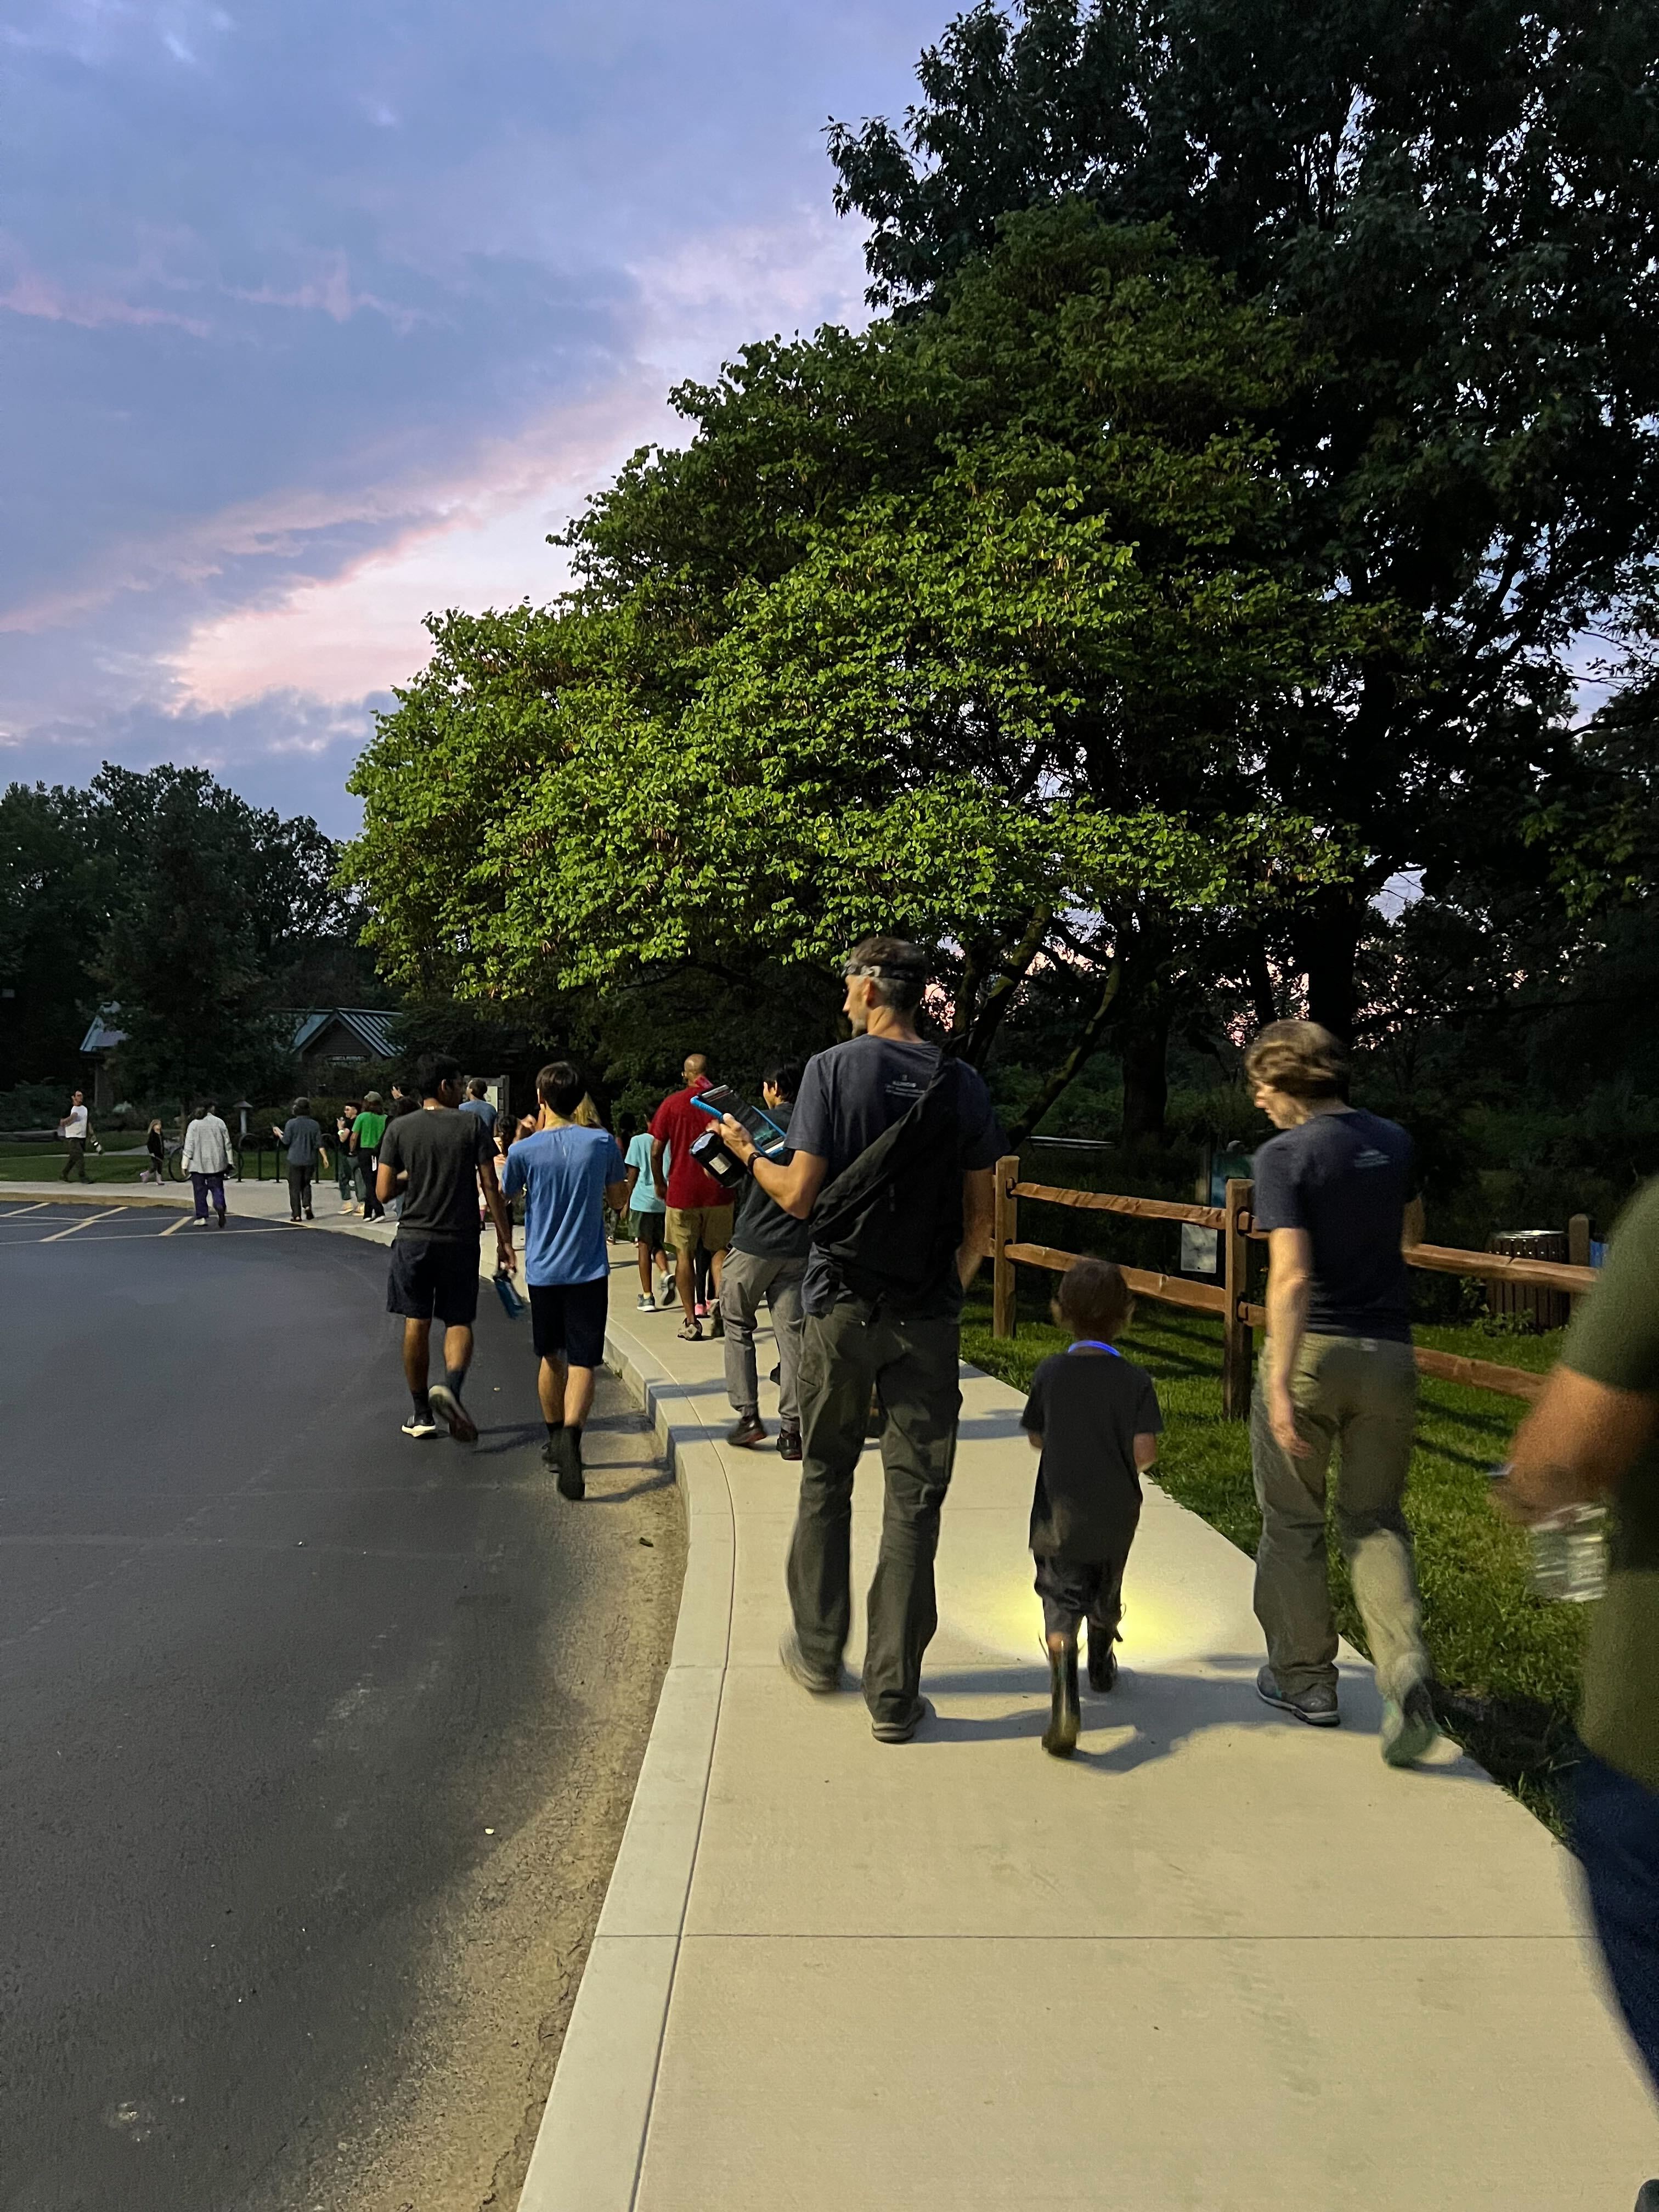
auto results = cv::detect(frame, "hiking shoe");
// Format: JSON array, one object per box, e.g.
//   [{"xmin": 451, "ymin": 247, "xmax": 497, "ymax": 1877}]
[
  {"xmin": 1381, "ymin": 1680, "xmax": 1440, "ymax": 1768},
  {"xmin": 1256, "ymin": 1664, "xmax": 1340, "ymax": 1727},
  {"xmin": 1086, "ymin": 1625, "xmax": 1118, "ymax": 1694},
  {"xmin": 872, "ymin": 1696, "xmax": 932, "ymax": 1745},
  {"xmin": 779, "ymin": 1629, "xmax": 840, "ymax": 1696},
  {"xmin": 550, "ymin": 1426, "xmax": 584, "ymax": 1500},
  {"xmin": 636, "ymin": 1292, "xmax": 657, "ymax": 1312},
  {"xmin": 426, "ymin": 1383, "xmax": 477, "ymax": 1444},
  {"xmin": 1043, "ymin": 1640, "xmax": 1081, "ymax": 1758},
  {"xmin": 727, "ymin": 1409, "xmax": 766, "ymax": 1448},
  {"xmin": 402, "ymin": 1408, "xmax": 440, "ymax": 1440},
  {"xmin": 778, "ymin": 1425, "xmax": 802, "ymax": 1462}
]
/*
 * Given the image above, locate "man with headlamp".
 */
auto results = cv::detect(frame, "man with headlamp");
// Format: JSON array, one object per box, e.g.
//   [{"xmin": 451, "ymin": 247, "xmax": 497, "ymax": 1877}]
[{"xmin": 718, "ymin": 935, "xmax": 1002, "ymax": 1744}]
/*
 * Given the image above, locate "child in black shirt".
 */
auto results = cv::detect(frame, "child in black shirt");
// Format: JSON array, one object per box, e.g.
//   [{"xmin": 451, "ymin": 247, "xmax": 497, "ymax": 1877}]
[{"xmin": 1020, "ymin": 1257, "xmax": 1163, "ymax": 1758}]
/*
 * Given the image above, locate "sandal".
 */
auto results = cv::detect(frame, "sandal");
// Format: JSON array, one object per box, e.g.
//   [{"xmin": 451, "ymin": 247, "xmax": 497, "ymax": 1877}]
[{"xmin": 678, "ymin": 1320, "xmax": 704, "ymax": 1341}]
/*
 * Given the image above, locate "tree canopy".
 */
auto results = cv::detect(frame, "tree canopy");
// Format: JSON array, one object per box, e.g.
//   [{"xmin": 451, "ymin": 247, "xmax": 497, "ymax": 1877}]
[{"xmin": 349, "ymin": 214, "xmax": 1382, "ymax": 1135}]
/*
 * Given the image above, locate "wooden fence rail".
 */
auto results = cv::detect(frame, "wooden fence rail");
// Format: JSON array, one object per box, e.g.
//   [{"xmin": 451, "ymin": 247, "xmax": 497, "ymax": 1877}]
[{"xmin": 991, "ymin": 1155, "xmax": 1565, "ymax": 1415}]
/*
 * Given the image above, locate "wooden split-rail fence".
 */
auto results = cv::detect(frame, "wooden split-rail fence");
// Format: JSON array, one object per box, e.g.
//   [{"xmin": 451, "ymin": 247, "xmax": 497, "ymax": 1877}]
[{"xmin": 990, "ymin": 1155, "xmax": 1595, "ymax": 1419}]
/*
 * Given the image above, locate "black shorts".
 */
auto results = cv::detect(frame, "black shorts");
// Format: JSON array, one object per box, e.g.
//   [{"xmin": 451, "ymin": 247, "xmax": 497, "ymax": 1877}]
[
  {"xmin": 528, "ymin": 1275, "xmax": 609, "ymax": 1367},
  {"xmin": 386, "ymin": 1235, "xmax": 481, "ymax": 1327},
  {"xmin": 630, "ymin": 1210, "xmax": 665, "ymax": 1251}
]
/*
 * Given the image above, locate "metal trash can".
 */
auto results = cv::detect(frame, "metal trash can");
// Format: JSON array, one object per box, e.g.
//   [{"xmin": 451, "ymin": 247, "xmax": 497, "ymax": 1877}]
[{"xmin": 1488, "ymin": 1229, "xmax": 1570, "ymax": 1331}]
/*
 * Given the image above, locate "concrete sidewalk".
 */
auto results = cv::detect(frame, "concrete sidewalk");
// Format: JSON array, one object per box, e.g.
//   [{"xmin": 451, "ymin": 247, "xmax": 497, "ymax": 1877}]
[{"xmin": 523, "ymin": 1254, "xmax": 1657, "ymax": 2212}]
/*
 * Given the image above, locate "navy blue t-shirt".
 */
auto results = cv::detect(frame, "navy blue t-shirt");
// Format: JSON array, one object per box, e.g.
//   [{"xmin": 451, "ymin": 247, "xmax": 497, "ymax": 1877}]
[
  {"xmin": 789, "ymin": 1036, "xmax": 1003, "ymax": 1316},
  {"xmin": 1252, "ymin": 1107, "xmax": 1415, "ymax": 1341}
]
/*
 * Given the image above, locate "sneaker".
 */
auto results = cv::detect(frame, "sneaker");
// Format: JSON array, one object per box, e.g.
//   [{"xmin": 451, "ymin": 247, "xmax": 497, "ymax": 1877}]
[
  {"xmin": 727, "ymin": 1409, "xmax": 766, "ymax": 1448},
  {"xmin": 1086, "ymin": 1624, "xmax": 1118, "ymax": 1694},
  {"xmin": 1634, "ymin": 2182, "xmax": 1659, "ymax": 2211},
  {"xmin": 871, "ymin": 1695, "xmax": 932, "ymax": 1745},
  {"xmin": 779, "ymin": 1628, "xmax": 841, "ymax": 1696},
  {"xmin": 1380, "ymin": 1680, "xmax": 1439, "ymax": 1768},
  {"xmin": 658, "ymin": 1278, "xmax": 679, "ymax": 1308},
  {"xmin": 677, "ymin": 1319, "xmax": 703, "ymax": 1342},
  {"xmin": 636, "ymin": 1291, "xmax": 657, "ymax": 1312},
  {"xmin": 778, "ymin": 1425, "xmax": 802, "ymax": 1462},
  {"xmin": 1256, "ymin": 1664, "xmax": 1340, "ymax": 1727},
  {"xmin": 548, "ymin": 1426, "xmax": 584, "ymax": 1500},
  {"xmin": 695, "ymin": 1300, "xmax": 708, "ymax": 1319},
  {"xmin": 402, "ymin": 1407, "xmax": 440, "ymax": 1440},
  {"xmin": 1043, "ymin": 1641, "xmax": 1081, "ymax": 1758},
  {"xmin": 426, "ymin": 1383, "xmax": 478, "ymax": 1444},
  {"xmin": 215, "ymin": 1213, "xmax": 227, "ymax": 1229},
  {"xmin": 709, "ymin": 1311, "xmax": 724, "ymax": 1339},
  {"xmin": 190, "ymin": 1216, "xmax": 208, "ymax": 1228}
]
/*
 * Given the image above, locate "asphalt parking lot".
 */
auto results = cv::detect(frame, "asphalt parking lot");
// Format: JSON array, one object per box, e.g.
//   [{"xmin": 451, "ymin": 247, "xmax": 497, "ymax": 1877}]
[{"xmin": 3, "ymin": 1205, "xmax": 683, "ymax": 2212}]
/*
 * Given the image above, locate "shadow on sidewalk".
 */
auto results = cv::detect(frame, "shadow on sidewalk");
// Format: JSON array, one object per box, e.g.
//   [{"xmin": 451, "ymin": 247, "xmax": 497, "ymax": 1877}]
[{"xmin": 916, "ymin": 1657, "xmax": 1480, "ymax": 1782}]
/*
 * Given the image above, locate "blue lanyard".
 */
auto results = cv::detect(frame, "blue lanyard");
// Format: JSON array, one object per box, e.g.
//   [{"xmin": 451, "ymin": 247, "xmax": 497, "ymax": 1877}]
[{"xmin": 1068, "ymin": 1340, "xmax": 1120, "ymax": 1358}]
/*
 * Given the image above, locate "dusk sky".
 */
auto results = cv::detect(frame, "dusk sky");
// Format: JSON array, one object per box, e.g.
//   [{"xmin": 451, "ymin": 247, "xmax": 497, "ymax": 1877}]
[{"xmin": 2, "ymin": 1, "xmax": 950, "ymax": 835}]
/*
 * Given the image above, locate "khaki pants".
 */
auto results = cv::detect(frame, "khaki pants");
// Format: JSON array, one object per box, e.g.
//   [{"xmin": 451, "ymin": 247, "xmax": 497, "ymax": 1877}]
[
  {"xmin": 789, "ymin": 1300, "xmax": 962, "ymax": 1727},
  {"xmin": 1250, "ymin": 1334, "xmax": 1429, "ymax": 1703}
]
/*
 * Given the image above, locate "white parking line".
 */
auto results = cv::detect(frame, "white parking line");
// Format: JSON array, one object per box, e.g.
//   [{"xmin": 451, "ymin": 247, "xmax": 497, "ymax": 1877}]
[
  {"xmin": 0, "ymin": 1201, "xmax": 50, "ymax": 1218},
  {"xmin": 39, "ymin": 1207, "xmax": 128, "ymax": 1243},
  {"xmin": 159, "ymin": 1211, "xmax": 197, "ymax": 1236}
]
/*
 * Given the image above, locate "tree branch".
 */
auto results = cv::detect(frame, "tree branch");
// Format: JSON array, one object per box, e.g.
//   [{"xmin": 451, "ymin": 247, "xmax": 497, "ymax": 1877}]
[{"xmin": 1003, "ymin": 955, "xmax": 1124, "ymax": 1150}]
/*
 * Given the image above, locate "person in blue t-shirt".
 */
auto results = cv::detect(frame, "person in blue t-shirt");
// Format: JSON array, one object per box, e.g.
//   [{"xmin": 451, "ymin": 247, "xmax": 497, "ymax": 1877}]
[
  {"xmin": 1245, "ymin": 1018, "xmax": 1437, "ymax": 1768},
  {"xmin": 622, "ymin": 1124, "xmax": 675, "ymax": 1312},
  {"xmin": 501, "ymin": 1060, "xmax": 629, "ymax": 1502}
]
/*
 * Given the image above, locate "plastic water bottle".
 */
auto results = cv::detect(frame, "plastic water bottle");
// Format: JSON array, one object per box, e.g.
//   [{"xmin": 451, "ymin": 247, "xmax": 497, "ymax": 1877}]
[{"xmin": 1527, "ymin": 1504, "xmax": 1609, "ymax": 1602}]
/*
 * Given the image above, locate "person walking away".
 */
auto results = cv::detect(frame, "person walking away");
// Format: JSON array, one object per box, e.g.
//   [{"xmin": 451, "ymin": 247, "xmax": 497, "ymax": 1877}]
[
  {"xmin": 718, "ymin": 936, "xmax": 1002, "ymax": 1745},
  {"xmin": 458, "ymin": 1078, "xmax": 497, "ymax": 1140},
  {"xmin": 1491, "ymin": 1183, "xmax": 1659, "ymax": 2212},
  {"xmin": 1245, "ymin": 1019, "xmax": 1437, "ymax": 1765},
  {"xmin": 622, "ymin": 1119, "xmax": 674, "ymax": 1312},
  {"xmin": 377, "ymin": 1056, "xmax": 515, "ymax": 1442},
  {"xmin": 721, "ymin": 1062, "xmax": 810, "ymax": 1458},
  {"xmin": 58, "ymin": 1090, "xmax": 90, "ymax": 1182},
  {"xmin": 650, "ymin": 1054, "xmax": 733, "ymax": 1341},
  {"xmin": 272, "ymin": 1096, "xmax": 328, "ymax": 1223},
  {"xmin": 336, "ymin": 1103, "xmax": 359, "ymax": 1212},
  {"xmin": 180, "ymin": 1099, "xmax": 232, "ymax": 1227},
  {"xmin": 501, "ymin": 1061, "xmax": 629, "ymax": 1499},
  {"xmin": 354, "ymin": 1091, "xmax": 388, "ymax": 1219},
  {"xmin": 143, "ymin": 1118, "xmax": 166, "ymax": 1184},
  {"xmin": 1020, "ymin": 1257, "xmax": 1163, "ymax": 1757}
]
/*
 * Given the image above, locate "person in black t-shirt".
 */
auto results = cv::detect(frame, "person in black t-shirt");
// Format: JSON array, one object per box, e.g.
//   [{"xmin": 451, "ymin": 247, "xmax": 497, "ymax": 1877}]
[
  {"xmin": 1245, "ymin": 1019, "xmax": 1437, "ymax": 1767},
  {"xmin": 720, "ymin": 1062, "xmax": 812, "ymax": 1457},
  {"xmin": 377, "ymin": 1054, "xmax": 516, "ymax": 1446},
  {"xmin": 1021, "ymin": 1257, "xmax": 1163, "ymax": 1757},
  {"xmin": 717, "ymin": 935, "xmax": 1003, "ymax": 1745}
]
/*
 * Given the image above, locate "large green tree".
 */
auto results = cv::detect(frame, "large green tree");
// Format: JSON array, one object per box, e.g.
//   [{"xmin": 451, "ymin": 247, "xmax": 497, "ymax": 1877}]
[
  {"xmin": 350, "ymin": 215, "xmax": 1379, "ymax": 1136},
  {"xmin": 829, "ymin": 0, "xmax": 1659, "ymax": 1041}
]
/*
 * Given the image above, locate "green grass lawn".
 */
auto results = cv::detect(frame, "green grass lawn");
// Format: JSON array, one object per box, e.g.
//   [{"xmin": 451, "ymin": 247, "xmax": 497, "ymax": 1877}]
[
  {"xmin": 0, "ymin": 1144, "xmax": 156, "ymax": 1183},
  {"xmin": 962, "ymin": 1289, "xmax": 1582, "ymax": 1832}
]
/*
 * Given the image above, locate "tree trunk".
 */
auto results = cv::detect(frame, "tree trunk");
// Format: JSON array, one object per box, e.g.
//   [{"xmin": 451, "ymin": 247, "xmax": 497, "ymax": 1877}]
[
  {"xmin": 1120, "ymin": 1001, "xmax": 1171, "ymax": 1142},
  {"xmin": 1246, "ymin": 934, "xmax": 1278, "ymax": 1034},
  {"xmin": 1294, "ymin": 896, "xmax": 1362, "ymax": 1045}
]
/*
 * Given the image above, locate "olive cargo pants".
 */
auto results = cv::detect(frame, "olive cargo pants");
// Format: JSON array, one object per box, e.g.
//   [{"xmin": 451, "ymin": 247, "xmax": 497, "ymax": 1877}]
[
  {"xmin": 1250, "ymin": 1333, "xmax": 1430, "ymax": 1704},
  {"xmin": 788, "ymin": 1300, "xmax": 962, "ymax": 1728}
]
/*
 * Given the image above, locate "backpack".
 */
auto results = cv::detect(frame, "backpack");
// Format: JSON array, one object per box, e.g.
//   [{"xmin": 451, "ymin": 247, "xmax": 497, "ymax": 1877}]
[{"xmin": 808, "ymin": 1053, "xmax": 970, "ymax": 1310}]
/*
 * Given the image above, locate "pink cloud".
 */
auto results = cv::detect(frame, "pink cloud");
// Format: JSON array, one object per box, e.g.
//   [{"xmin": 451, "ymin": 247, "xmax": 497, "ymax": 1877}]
[
  {"xmin": 227, "ymin": 249, "xmax": 428, "ymax": 332},
  {"xmin": 0, "ymin": 246, "xmax": 212, "ymax": 336}
]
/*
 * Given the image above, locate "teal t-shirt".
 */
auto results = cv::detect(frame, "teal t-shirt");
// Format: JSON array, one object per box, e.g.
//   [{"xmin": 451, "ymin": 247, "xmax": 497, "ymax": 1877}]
[{"xmin": 625, "ymin": 1130, "xmax": 664, "ymax": 1212}]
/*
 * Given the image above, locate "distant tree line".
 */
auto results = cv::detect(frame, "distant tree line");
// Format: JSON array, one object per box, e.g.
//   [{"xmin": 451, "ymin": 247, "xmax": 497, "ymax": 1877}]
[{"xmin": 0, "ymin": 764, "xmax": 381, "ymax": 1108}]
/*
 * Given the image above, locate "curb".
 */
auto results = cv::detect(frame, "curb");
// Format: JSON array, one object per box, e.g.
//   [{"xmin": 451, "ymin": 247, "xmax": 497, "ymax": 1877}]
[{"xmin": 516, "ymin": 1312, "xmax": 735, "ymax": 2212}]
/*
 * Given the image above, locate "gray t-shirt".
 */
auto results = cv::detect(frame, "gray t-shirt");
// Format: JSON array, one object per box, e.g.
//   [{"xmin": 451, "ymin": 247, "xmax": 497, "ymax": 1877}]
[
  {"xmin": 280, "ymin": 1115, "xmax": 323, "ymax": 1169},
  {"xmin": 1252, "ymin": 1107, "xmax": 1415, "ymax": 1341},
  {"xmin": 788, "ymin": 1036, "xmax": 1002, "ymax": 1316},
  {"xmin": 379, "ymin": 1107, "xmax": 495, "ymax": 1244}
]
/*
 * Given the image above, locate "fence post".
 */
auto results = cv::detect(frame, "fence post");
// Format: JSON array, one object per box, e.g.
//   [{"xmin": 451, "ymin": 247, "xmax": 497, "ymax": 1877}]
[
  {"xmin": 993, "ymin": 1153, "xmax": 1020, "ymax": 1339},
  {"xmin": 1221, "ymin": 1176, "xmax": 1252, "ymax": 1419}
]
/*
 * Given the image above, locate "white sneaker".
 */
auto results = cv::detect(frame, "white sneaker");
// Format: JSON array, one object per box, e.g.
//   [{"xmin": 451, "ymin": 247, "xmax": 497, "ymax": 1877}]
[
  {"xmin": 658, "ymin": 1279, "xmax": 679, "ymax": 1308},
  {"xmin": 636, "ymin": 1292, "xmax": 656, "ymax": 1312}
]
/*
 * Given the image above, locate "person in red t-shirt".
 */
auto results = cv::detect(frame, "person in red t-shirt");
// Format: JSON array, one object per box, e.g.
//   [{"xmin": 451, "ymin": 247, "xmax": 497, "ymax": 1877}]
[{"xmin": 650, "ymin": 1054, "xmax": 735, "ymax": 1340}]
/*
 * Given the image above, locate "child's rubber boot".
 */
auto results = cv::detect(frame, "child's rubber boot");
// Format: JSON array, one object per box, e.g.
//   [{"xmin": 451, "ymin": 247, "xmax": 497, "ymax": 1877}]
[
  {"xmin": 1087, "ymin": 1623, "xmax": 1119, "ymax": 1694},
  {"xmin": 1042, "ymin": 1638, "xmax": 1080, "ymax": 1758}
]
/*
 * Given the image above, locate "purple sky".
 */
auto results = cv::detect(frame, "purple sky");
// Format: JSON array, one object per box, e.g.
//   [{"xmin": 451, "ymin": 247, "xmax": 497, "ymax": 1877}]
[{"xmin": 1, "ymin": 1, "xmax": 950, "ymax": 834}]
